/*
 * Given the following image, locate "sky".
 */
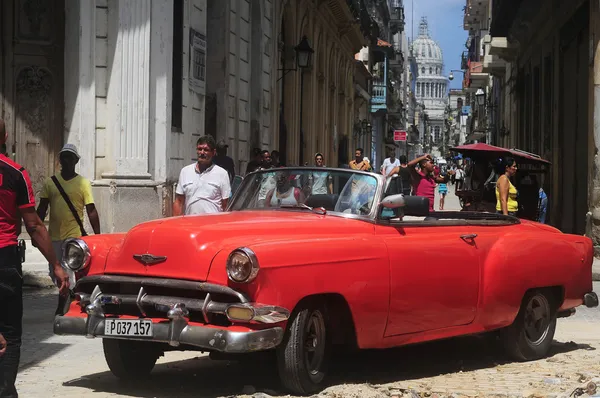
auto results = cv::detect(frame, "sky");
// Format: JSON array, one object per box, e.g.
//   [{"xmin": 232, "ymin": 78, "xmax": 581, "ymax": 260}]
[{"xmin": 403, "ymin": 0, "xmax": 468, "ymax": 90}]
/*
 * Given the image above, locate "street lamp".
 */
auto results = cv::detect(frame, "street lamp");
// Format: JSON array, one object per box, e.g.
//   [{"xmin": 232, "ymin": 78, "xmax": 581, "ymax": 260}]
[
  {"xmin": 448, "ymin": 69, "xmax": 464, "ymax": 81},
  {"xmin": 295, "ymin": 36, "xmax": 314, "ymax": 69},
  {"xmin": 297, "ymin": 36, "xmax": 313, "ymax": 165},
  {"xmin": 475, "ymin": 88, "xmax": 485, "ymax": 107}
]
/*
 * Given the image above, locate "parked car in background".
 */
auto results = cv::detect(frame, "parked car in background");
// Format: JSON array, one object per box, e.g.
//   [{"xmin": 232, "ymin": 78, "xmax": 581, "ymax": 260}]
[{"xmin": 55, "ymin": 167, "xmax": 597, "ymax": 395}]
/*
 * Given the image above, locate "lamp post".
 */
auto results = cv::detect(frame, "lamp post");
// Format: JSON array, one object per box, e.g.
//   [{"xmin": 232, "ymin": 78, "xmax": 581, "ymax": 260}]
[
  {"xmin": 475, "ymin": 88, "xmax": 485, "ymax": 107},
  {"xmin": 295, "ymin": 36, "xmax": 314, "ymax": 165}
]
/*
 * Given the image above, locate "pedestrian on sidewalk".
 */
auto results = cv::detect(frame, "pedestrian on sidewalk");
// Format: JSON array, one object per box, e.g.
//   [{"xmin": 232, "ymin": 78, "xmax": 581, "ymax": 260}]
[
  {"xmin": 173, "ymin": 135, "xmax": 231, "ymax": 216},
  {"xmin": 212, "ymin": 139, "xmax": 235, "ymax": 185},
  {"xmin": 0, "ymin": 120, "xmax": 70, "ymax": 398},
  {"xmin": 36, "ymin": 144, "xmax": 101, "ymax": 300},
  {"xmin": 495, "ymin": 156, "xmax": 519, "ymax": 216},
  {"xmin": 388, "ymin": 155, "xmax": 412, "ymax": 196},
  {"xmin": 349, "ymin": 148, "xmax": 370, "ymax": 171},
  {"xmin": 380, "ymin": 147, "xmax": 401, "ymax": 178}
]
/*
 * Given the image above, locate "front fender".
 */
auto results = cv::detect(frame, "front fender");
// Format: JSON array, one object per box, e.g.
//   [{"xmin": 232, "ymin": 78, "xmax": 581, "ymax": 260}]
[
  {"xmin": 206, "ymin": 235, "xmax": 390, "ymax": 348},
  {"xmin": 78, "ymin": 233, "xmax": 126, "ymax": 279}
]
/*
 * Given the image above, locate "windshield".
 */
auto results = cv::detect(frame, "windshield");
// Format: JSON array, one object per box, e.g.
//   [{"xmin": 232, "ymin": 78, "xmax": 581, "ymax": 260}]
[{"xmin": 229, "ymin": 168, "xmax": 380, "ymax": 216}]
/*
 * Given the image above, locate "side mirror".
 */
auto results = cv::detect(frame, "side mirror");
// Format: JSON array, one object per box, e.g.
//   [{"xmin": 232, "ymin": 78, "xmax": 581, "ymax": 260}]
[{"xmin": 380, "ymin": 194, "xmax": 406, "ymax": 209}]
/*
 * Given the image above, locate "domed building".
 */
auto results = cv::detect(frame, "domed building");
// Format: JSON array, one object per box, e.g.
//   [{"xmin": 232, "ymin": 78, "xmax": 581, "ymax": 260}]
[{"xmin": 411, "ymin": 17, "xmax": 449, "ymax": 157}]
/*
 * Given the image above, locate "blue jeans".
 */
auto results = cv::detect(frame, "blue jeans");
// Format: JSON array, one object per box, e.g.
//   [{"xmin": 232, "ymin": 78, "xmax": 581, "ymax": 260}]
[
  {"xmin": 539, "ymin": 197, "xmax": 548, "ymax": 224},
  {"xmin": 0, "ymin": 246, "xmax": 22, "ymax": 398}
]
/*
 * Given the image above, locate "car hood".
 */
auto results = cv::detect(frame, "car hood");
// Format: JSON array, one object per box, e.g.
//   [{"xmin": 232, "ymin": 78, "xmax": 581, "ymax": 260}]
[{"xmin": 104, "ymin": 210, "xmax": 374, "ymax": 280}]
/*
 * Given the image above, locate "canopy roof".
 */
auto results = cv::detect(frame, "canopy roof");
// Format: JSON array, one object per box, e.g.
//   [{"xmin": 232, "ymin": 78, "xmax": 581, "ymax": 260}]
[{"xmin": 449, "ymin": 143, "xmax": 551, "ymax": 165}]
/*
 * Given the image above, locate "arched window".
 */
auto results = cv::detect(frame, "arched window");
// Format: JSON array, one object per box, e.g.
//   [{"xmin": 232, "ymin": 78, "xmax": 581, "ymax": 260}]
[
  {"xmin": 421, "ymin": 67, "xmax": 425, "ymax": 74},
  {"xmin": 426, "ymin": 83, "xmax": 430, "ymax": 97},
  {"xmin": 428, "ymin": 45, "xmax": 432, "ymax": 57},
  {"xmin": 429, "ymin": 67, "xmax": 432, "ymax": 74},
  {"xmin": 417, "ymin": 82, "xmax": 421, "ymax": 96}
]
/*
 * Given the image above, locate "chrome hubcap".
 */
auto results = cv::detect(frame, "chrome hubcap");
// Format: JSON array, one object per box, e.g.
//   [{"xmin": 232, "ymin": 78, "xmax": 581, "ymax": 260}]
[
  {"xmin": 304, "ymin": 310, "xmax": 326, "ymax": 375},
  {"xmin": 524, "ymin": 294, "xmax": 551, "ymax": 345}
]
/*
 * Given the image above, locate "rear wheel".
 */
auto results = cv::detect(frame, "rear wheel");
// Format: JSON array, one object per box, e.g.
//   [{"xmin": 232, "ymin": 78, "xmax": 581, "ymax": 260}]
[
  {"xmin": 103, "ymin": 339, "xmax": 162, "ymax": 380},
  {"xmin": 276, "ymin": 303, "xmax": 330, "ymax": 395},
  {"xmin": 502, "ymin": 290, "xmax": 557, "ymax": 361}
]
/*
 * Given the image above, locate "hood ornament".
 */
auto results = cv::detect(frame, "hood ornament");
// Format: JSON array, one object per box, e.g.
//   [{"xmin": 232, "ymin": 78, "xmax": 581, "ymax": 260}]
[{"xmin": 133, "ymin": 253, "xmax": 167, "ymax": 266}]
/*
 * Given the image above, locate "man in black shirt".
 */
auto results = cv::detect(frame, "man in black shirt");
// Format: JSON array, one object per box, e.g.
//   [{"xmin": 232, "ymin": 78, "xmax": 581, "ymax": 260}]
[
  {"xmin": 212, "ymin": 139, "xmax": 235, "ymax": 184},
  {"xmin": 389, "ymin": 155, "xmax": 412, "ymax": 196}
]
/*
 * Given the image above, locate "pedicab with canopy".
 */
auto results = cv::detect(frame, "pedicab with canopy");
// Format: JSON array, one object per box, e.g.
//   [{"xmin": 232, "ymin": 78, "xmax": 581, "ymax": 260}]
[{"xmin": 449, "ymin": 143, "xmax": 551, "ymax": 222}]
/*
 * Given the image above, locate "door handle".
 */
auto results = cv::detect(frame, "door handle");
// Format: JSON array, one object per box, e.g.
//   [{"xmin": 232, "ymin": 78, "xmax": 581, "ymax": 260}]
[{"xmin": 460, "ymin": 234, "xmax": 478, "ymax": 242}]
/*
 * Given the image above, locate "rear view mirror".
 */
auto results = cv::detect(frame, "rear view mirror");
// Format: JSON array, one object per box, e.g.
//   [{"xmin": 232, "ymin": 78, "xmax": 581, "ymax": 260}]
[{"xmin": 380, "ymin": 194, "xmax": 406, "ymax": 209}]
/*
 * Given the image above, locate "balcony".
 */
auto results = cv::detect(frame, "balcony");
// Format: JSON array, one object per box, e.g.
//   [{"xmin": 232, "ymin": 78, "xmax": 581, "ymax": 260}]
[
  {"xmin": 463, "ymin": 60, "xmax": 489, "ymax": 92},
  {"xmin": 370, "ymin": 79, "xmax": 388, "ymax": 112}
]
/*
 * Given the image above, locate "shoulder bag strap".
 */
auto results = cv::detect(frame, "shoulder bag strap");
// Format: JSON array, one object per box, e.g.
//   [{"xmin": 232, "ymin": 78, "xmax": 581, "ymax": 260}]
[{"xmin": 51, "ymin": 176, "xmax": 87, "ymax": 237}]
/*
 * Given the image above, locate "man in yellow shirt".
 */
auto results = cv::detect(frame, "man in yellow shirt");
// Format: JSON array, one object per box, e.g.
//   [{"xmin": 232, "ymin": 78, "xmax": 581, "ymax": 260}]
[{"xmin": 36, "ymin": 144, "xmax": 100, "ymax": 302}]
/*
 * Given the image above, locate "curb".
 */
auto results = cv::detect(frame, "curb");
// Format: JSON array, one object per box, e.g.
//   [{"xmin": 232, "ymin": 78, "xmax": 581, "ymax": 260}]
[{"xmin": 23, "ymin": 271, "xmax": 55, "ymax": 289}]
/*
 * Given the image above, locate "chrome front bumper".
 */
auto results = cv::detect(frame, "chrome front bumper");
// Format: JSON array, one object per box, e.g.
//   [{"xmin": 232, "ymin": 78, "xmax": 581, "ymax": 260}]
[{"xmin": 54, "ymin": 314, "xmax": 284, "ymax": 353}]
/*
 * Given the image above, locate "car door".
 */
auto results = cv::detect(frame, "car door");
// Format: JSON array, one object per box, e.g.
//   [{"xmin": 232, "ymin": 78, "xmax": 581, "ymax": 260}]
[{"xmin": 376, "ymin": 221, "xmax": 481, "ymax": 337}]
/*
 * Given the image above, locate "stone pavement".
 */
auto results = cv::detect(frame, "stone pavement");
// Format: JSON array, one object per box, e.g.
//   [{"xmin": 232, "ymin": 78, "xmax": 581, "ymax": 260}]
[{"xmin": 15, "ymin": 284, "xmax": 600, "ymax": 398}]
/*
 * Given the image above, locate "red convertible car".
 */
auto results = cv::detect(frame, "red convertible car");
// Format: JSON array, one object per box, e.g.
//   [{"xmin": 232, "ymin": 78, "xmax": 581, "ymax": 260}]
[{"xmin": 54, "ymin": 167, "xmax": 597, "ymax": 394}]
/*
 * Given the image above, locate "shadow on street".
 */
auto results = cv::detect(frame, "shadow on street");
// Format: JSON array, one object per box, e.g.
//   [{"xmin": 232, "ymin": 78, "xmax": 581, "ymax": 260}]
[
  {"xmin": 20, "ymin": 288, "xmax": 69, "ymax": 372},
  {"xmin": 62, "ymin": 333, "xmax": 592, "ymax": 398}
]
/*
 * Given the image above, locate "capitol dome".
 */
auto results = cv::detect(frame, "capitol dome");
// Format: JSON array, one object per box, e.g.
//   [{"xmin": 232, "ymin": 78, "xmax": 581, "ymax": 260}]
[{"xmin": 412, "ymin": 17, "xmax": 443, "ymax": 72}]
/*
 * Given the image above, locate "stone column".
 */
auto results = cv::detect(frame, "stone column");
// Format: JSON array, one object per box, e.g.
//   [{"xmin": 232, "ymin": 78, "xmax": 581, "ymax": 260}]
[
  {"xmin": 64, "ymin": 1, "xmax": 96, "ymax": 180},
  {"xmin": 104, "ymin": 0, "xmax": 152, "ymax": 180}
]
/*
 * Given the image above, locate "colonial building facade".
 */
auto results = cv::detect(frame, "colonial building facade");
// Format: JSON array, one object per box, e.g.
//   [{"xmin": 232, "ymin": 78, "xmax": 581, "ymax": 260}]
[
  {"xmin": 462, "ymin": 0, "xmax": 600, "ymax": 252},
  {"xmin": 1, "ymin": 0, "xmax": 374, "ymax": 236}
]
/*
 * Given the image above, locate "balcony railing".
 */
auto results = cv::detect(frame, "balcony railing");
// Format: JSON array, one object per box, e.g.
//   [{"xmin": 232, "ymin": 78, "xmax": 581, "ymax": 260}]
[{"xmin": 371, "ymin": 80, "xmax": 387, "ymax": 104}]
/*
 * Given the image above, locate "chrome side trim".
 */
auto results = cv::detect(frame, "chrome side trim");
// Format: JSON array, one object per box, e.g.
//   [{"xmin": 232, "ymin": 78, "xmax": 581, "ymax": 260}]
[{"xmin": 54, "ymin": 314, "xmax": 284, "ymax": 353}]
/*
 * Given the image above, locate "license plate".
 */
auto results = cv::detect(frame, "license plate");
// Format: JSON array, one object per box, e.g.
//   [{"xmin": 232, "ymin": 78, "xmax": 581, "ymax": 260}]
[{"xmin": 104, "ymin": 319, "xmax": 153, "ymax": 337}]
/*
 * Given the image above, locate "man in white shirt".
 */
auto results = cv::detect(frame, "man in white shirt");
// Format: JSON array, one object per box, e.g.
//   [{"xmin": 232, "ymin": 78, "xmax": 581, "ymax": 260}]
[
  {"xmin": 173, "ymin": 135, "xmax": 232, "ymax": 216},
  {"xmin": 309, "ymin": 153, "xmax": 333, "ymax": 195},
  {"xmin": 380, "ymin": 147, "xmax": 401, "ymax": 178}
]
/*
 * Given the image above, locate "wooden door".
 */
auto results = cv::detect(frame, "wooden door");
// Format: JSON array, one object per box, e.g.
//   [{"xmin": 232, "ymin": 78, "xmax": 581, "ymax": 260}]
[{"xmin": 1, "ymin": 0, "xmax": 64, "ymax": 202}]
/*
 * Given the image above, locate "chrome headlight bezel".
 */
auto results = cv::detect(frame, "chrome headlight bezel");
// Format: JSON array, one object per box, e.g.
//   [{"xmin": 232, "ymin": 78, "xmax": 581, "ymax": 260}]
[
  {"xmin": 226, "ymin": 247, "xmax": 259, "ymax": 283},
  {"xmin": 61, "ymin": 238, "xmax": 91, "ymax": 271}
]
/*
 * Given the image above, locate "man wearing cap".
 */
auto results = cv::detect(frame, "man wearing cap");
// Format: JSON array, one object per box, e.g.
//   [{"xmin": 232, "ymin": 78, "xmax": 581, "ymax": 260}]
[
  {"xmin": 36, "ymin": 144, "xmax": 100, "ymax": 298},
  {"xmin": 0, "ymin": 119, "xmax": 70, "ymax": 397},
  {"xmin": 212, "ymin": 139, "xmax": 235, "ymax": 184}
]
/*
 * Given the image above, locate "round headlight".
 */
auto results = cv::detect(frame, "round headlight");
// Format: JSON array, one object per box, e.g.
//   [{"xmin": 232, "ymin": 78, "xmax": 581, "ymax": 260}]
[
  {"xmin": 226, "ymin": 248, "xmax": 259, "ymax": 283},
  {"xmin": 61, "ymin": 238, "xmax": 91, "ymax": 271}
]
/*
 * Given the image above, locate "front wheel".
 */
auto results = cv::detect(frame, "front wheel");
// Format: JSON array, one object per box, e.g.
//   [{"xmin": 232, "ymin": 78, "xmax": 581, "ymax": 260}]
[
  {"xmin": 103, "ymin": 339, "xmax": 162, "ymax": 380},
  {"xmin": 276, "ymin": 304, "xmax": 331, "ymax": 395},
  {"xmin": 502, "ymin": 290, "xmax": 557, "ymax": 361}
]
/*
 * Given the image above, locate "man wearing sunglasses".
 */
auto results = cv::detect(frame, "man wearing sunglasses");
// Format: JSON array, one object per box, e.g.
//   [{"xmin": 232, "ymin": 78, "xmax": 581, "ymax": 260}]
[{"xmin": 408, "ymin": 154, "xmax": 453, "ymax": 212}]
